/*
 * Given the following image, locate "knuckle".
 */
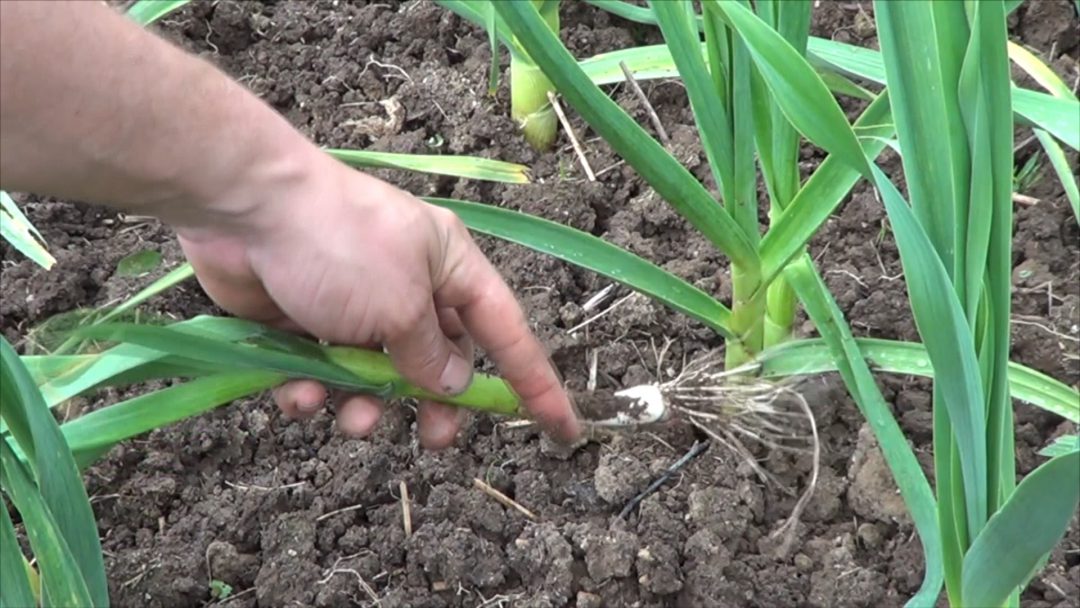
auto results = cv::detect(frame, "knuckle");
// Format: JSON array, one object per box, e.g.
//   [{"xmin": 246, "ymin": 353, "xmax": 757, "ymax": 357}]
[
  {"xmin": 382, "ymin": 301, "xmax": 426, "ymax": 339},
  {"xmin": 434, "ymin": 207, "xmax": 468, "ymax": 238}
]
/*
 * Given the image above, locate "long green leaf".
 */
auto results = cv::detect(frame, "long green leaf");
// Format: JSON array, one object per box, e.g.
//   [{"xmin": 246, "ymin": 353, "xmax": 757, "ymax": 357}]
[
  {"xmin": 961, "ymin": 449, "xmax": 1080, "ymax": 607},
  {"xmin": 784, "ymin": 256, "xmax": 944, "ymax": 607},
  {"xmin": 125, "ymin": 0, "xmax": 191, "ymax": 25},
  {"xmin": 326, "ymin": 149, "xmax": 531, "ymax": 184},
  {"xmin": 971, "ymin": 0, "xmax": 1015, "ymax": 517},
  {"xmin": 491, "ymin": 0, "xmax": 760, "ymax": 273},
  {"xmin": 756, "ymin": 338, "xmax": 1080, "ymax": 423},
  {"xmin": 1, "ymin": 191, "xmax": 55, "ymax": 270},
  {"xmin": 426, "ymin": 197, "xmax": 734, "ymax": 337},
  {"xmin": 0, "ymin": 502, "xmax": 36, "ymax": 608},
  {"xmin": 1034, "ymin": 129, "xmax": 1080, "ymax": 223},
  {"xmin": 759, "ymin": 91, "xmax": 893, "ymax": 284},
  {"xmin": 707, "ymin": 1, "xmax": 870, "ymax": 179},
  {"xmin": 0, "ymin": 338, "xmax": 108, "ymax": 606},
  {"xmin": 0, "ymin": 440, "xmax": 94, "ymax": 608},
  {"xmin": 59, "ymin": 371, "xmax": 281, "ymax": 464},
  {"xmin": 33, "ymin": 316, "xmax": 264, "ymax": 407},
  {"xmin": 873, "ymin": 164, "xmax": 988, "ymax": 536},
  {"xmin": 652, "ymin": 1, "xmax": 736, "ymax": 211},
  {"xmin": 74, "ymin": 323, "xmax": 385, "ymax": 394},
  {"xmin": 807, "ymin": 37, "xmax": 1079, "ymax": 150},
  {"xmin": 876, "ymin": 1, "xmax": 968, "ymax": 268}
]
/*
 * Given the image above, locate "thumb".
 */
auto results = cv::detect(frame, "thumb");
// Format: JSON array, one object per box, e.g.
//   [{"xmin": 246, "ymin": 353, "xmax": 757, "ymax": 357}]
[{"xmin": 383, "ymin": 300, "xmax": 473, "ymax": 396}]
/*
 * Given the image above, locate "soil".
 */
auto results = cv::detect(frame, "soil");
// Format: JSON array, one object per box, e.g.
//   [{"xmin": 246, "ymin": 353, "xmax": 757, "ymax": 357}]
[{"xmin": 2, "ymin": 1, "xmax": 1079, "ymax": 607}]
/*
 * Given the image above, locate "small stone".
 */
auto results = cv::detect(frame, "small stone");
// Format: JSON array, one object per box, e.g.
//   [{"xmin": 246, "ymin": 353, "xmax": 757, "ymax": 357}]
[
  {"xmin": 857, "ymin": 522, "xmax": 883, "ymax": 549},
  {"xmin": 853, "ymin": 8, "xmax": 875, "ymax": 38},
  {"xmin": 794, "ymin": 553, "xmax": 814, "ymax": 572},
  {"xmin": 576, "ymin": 591, "xmax": 603, "ymax": 608}
]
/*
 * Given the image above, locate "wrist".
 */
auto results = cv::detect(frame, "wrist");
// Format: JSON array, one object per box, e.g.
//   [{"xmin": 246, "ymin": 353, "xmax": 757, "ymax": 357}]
[{"xmin": 163, "ymin": 112, "xmax": 327, "ymax": 240}]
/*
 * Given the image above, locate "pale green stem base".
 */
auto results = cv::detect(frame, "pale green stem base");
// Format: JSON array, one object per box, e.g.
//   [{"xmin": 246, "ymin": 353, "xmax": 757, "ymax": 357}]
[
  {"xmin": 510, "ymin": 59, "xmax": 557, "ymax": 151},
  {"xmin": 325, "ymin": 346, "xmax": 522, "ymax": 416},
  {"xmin": 764, "ymin": 277, "xmax": 796, "ymax": 347},
  {"xmin": 726, "ymin": 265, "xmax": 764, "ymax": 369}
]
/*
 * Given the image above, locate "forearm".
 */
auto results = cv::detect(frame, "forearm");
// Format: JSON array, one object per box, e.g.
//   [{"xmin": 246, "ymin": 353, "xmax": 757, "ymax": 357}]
[{"xmin": 0, "ymin": 1, "xmax": 319, "ymax": 230}]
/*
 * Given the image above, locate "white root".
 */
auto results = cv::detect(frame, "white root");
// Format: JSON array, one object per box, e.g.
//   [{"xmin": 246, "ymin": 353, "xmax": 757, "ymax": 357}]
[{"xmin": 594, "ymin": 348, "xmax": 820, "ymax": 553}]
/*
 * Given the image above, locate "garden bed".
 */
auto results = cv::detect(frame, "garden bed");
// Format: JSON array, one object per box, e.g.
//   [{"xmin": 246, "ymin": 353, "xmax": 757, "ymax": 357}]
[{"xmin": 1, "ymin": 1, "xmax": 1078, "ymax": 606}]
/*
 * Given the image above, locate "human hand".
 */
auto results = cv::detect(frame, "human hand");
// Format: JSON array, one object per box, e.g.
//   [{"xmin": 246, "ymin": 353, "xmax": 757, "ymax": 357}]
[
  {"xmin": 174, "ymin": 149, "xmax": 580, "ymax": 449},
  {"xmin": 0, "ymin": 0, "xmax": 577, "ymax": 448}
]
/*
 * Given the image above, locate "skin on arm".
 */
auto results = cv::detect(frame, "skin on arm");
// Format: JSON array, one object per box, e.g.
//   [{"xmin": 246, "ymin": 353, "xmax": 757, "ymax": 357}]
[{"xmin": 0, "ymin": 0, "xmax": 580, "ymax": 447}]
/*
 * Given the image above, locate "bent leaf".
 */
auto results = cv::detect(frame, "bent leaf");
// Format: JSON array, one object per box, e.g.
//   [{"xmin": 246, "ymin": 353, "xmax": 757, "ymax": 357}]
[
  {"xmin": 0, "ymin": 338, "xmax": 108, "ymax": 606},
  {"xmin": 326, "ymin": 149, "xmax": 531, "ymax": 184},
  {"xmin": 125, "ymin": 0, "xmax": 191, "ymax": 25},
  {"xmin": 427, "ymin": 197, "xmax": 734, "ymax": 338},
  {"xmin": 1, "ymin": 191, "xmax": 55, "ymax": 270},
  {"xmin": 962, "ymin": 449, "xmax": 1080, "ymax": 607},
  {"xmin": 756, "ymin": 338, "xmax": 1079, "ymax": 424},
  {"xmin": 784, "ymin": 256, "xmax": 944, "ymax": 607}
]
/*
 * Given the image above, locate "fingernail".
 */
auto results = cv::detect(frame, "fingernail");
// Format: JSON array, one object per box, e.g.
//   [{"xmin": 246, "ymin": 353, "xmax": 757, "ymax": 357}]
[
  {"xmin": 439, "ymin": 354, "xmax": 473, "ymax": 395},
  {"xmin": 298, "ymin": 394, "xmax": 327, "ymax": 413}
]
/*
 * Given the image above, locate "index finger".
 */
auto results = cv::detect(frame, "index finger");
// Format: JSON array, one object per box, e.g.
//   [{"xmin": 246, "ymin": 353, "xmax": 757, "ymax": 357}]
[{"xmin": 434, "ymin": 240, "xmax": 581, "ymax": 443}]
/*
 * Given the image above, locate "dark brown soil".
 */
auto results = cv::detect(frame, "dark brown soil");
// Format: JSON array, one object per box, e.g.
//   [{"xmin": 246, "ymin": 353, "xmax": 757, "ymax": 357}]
[{"xmin": 2, "ymin": 1, "xmax": 1078, "ymax": 607}]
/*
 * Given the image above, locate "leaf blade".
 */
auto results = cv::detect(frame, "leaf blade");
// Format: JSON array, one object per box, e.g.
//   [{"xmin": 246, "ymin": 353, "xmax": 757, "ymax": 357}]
[
  {"xmin": 0, "ymin": 337, "xmax": 108, "ymax": 606},
  {"xmin": 961, "ymin": 449, "xmax": 1080, "ymax": 607},
  {"xmin": 491, "ymin": 0, "xmax": 760, "ymax": 272},
  {"xmin": 426, "ymin": 197, "xmax": 734, "ymax": 337},
  {"xmin": 784, "ymin": 256, "xmax": 944, "ymax": 607},
  {"xmin": 0, "ymin": 440, "xmax": 94, "ymax": 608},
  {"xmin": 0, "ymin": 502, "xmax": 37, "ymax": 608},
  {"xmin": 326, "ymin": 149, "xmax": 531, "ymax": 184},
  {"xmin": 125, "ymin": 0, "xmax": 191, "ymax": 26},
  {"xmin": 1, "ymin": 191, "xmax": 55, "ymax": 270}
]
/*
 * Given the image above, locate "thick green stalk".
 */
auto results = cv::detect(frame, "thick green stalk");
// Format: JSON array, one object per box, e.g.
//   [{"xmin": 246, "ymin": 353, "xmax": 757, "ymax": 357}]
[
  {"xmin": 726, "ymin": 266, "xmax": 764, "ymax": 368},
  {"xmin": 324, "ymin": 345, "xmax": 522, "ymax": 416},
  {"xmin": 511, "ymin": 1, "xmax": 560, "ymax": 150},
  {"xmin": 757, "ymin": 0, "xmax": 810, "ymax": 350},
  {"xmin": 698, "ymin": 1, "xmax": 761, "ymax": 369},
  {"xmin": 763, "ymin": 279, "xmax": 795, "ymax": 346}
]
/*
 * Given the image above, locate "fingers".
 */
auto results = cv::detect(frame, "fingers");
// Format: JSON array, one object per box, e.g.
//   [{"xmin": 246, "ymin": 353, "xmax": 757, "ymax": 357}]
[
  {"xmin": 410, "ymin": 308, "xmax": 472, "ymax": 448},
  {"xmin": 433, "ymin": 233, "xmax": 580, "ymax": 443},
  {"xmin": 417, "ymin": 400, "xmax": 465, "ymax": 449},
  {"xmin": 335, "ymin": 394, "xmax": 384, "ymax": 437},
  {"xmin": 382, "ymin": 299, "xmax": 473, "ymax": 397},
  {"xmin": 273, "ymin": 382, "xmax": 385, "ymax": 437},
  {"xmin": 275, "ymin": 307, "xmax": 474, "ymax": 447},
  {"xmin": 272, "ymin": 380, "xmax": 326, "ymax": 418}
]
